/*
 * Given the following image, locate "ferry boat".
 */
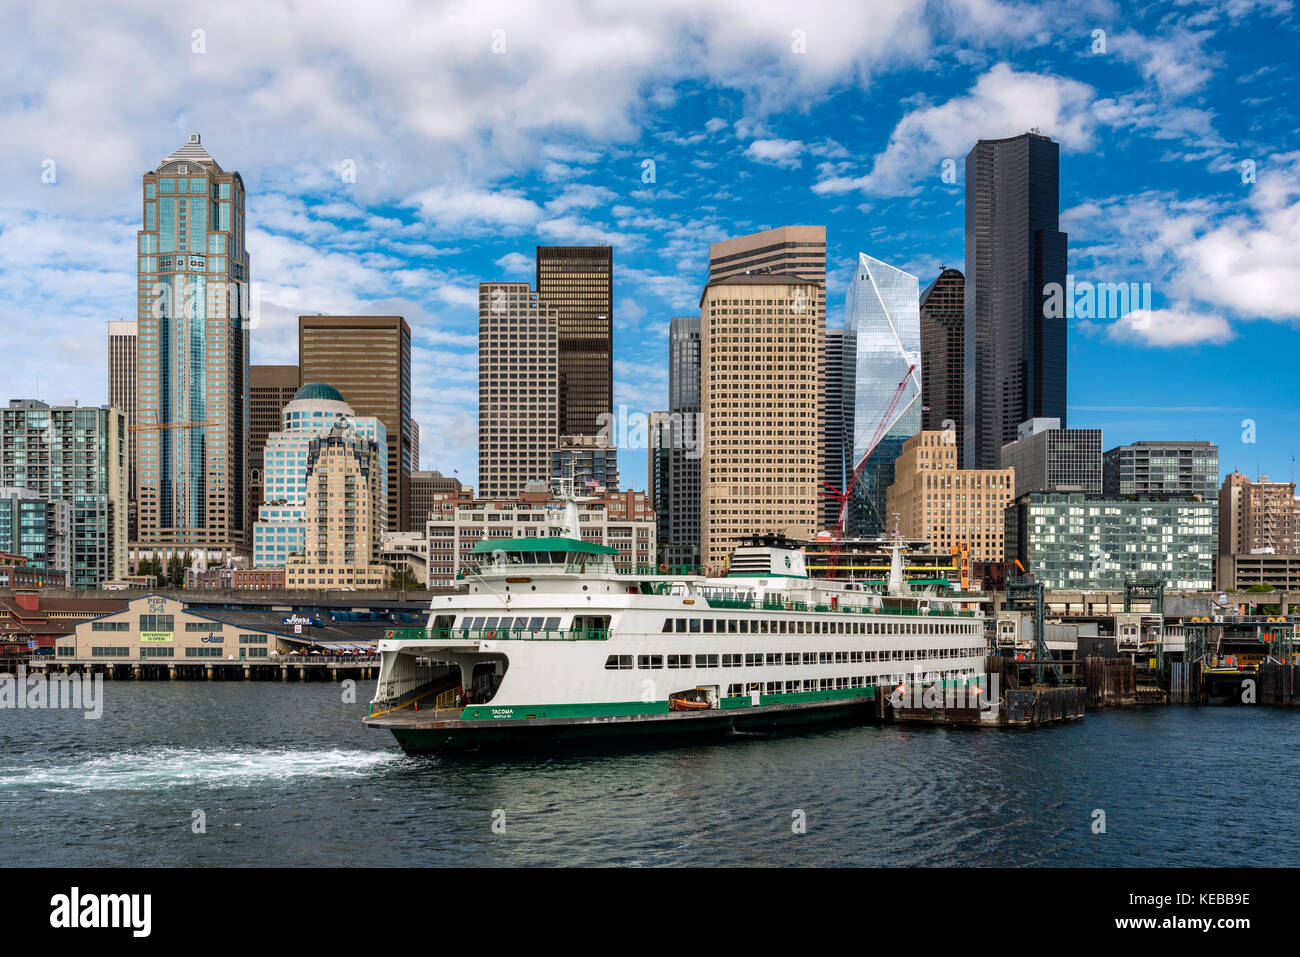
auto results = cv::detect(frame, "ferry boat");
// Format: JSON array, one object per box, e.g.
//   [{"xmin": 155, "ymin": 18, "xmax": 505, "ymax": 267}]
[{"xmin": 364, "ymin": 493, "xmax": 988, "ymax": 752}]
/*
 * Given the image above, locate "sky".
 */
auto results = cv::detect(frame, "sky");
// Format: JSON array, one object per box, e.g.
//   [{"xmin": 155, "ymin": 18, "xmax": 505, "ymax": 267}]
[{"xmin": 1, "ymin": 0, "xmax": 1298, "ymax": 494}]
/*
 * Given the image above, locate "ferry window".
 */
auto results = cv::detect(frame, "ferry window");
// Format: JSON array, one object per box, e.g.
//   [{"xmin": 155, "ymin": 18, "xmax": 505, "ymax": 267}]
[
  {"xmin": 723, "ymin": 654, "xmax": 741, "ymax": 667},
  {"xmin": 529, "ymin": 617, "xmax": 544, "ymax": 630},
  {"xmin": 785, "ymin": 653, "xmax": 799, "ymax": 665},
  {"xmin": 667, "ymin": 654, "xmax": 691, "ymax": 668},
  {"xmin": 545, "ymin": 617, "xmax": 560, "ymax": 630},
  {"xmin": 739, "ymin": 620, "xmax": 749, "ymax": 634},
  {"xmin": 484, "ymin": 617, "xmax": 499, "ymax": 630},
  {"xmin": 676, "ymin": 618, "xmax": 687, "ymax": 633},
  {"xmin": 472, "ymin": 617, "xmax": 487, "ymax": 629},
  {"xmin": 745, "ymin": 653, "xmax": 763, "ymax": 667},
  {"xmin": 802, "ymin": 652, "xmax": 816, "ymax": 664},
  {"xmin": 695, "ymin": 654, "xmax": 719, "ymax": 667},
  {"xmin": 778, "ymin": 621, "xmax": 787, "ymax": 634},
  {"xmin": 638, "ymin": 655, "xmax": 664, "ymax": 669},
  {"xmin": 728, "ymin": 620, "xmax": 738, "ymax": 633},
  {"xmin": 727, "ymin": 683, "xmax": 742, "ymax": 696},
  {"xmin": 852, "ymin": 651, "xmax": 864, "ymax": 663},
  {"xmin": 689, "ymin": 619, "xmax": 701, "ymax": 633},
  {"xmin": 819, "ymin": 652, "xmax": 832, "ymax": 664},
  {"xmin": 766, "ymin": 653, "xmax": 781, "ymax": 665},
  {"xmin": 835, "ymin": 652, "xmax": 848, "ymax": 664},
  {"xmin": 662, "ymin": 619, "xmax": 674, "ymax": 633},
  {"xmin": 604, "ymin": 655, "xmax": 633, "ymax": 670},
  {"xmin": 766, "ymin": 682, "xmax": 780, "ymax": 694},
  {"xmin": 702, "ymin": 619, "xmax": 714, "ymax": 633}
]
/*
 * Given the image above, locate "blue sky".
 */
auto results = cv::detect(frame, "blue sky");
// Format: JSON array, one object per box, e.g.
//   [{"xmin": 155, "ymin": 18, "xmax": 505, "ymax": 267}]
[{"xmin": 2, "ymin": 0, "xmax": 1298, "ymax": 493}]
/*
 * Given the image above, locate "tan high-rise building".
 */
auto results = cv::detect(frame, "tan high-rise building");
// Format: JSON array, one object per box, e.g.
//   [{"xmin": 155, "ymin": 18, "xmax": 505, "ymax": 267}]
[
  {"xmin": 285, "ymin": 424, "xmax": 388, "ymax": 590},
  {"xmin": 536, "ymin": 245, "xmax": 613, "ymax": 437},
  {"xmin": 134, "ymin": 133, "xmax": 250, "ymax": 566},
  {"xmin": 699, "ymin": 274, "xmax": 822, "ymax": 571},
  {"xmin": 249, "ymin": 364, "xmax": 299, "ymax": 519},
  {"xmin": 1219, "ymin": 471, "xmax": 1298, "ymax": 555},
  {"xmin": 298, "ymin": 315, "xmax": 412, "ymax": 530},
  {"xmin": 886, "ymin": 430, "xmax": 1014, "ymax": 563},
  {"xmin": 108, "ymin": 320, "xmax": 138, "ymax": 540},
  {"xmin": 708, "ymin": 225, "xmax": 826, "ymax": 321},
  {"xmin": 477, "ymin": 283, "xmax": 559, "ymax": 500}
]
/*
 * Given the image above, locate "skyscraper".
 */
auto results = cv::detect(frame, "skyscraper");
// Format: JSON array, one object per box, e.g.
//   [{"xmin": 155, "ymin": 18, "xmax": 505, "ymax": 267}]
[
  {"xmin": 998, "ymin": 418, "xmax": 1102, "ymax": 494},
  {"xmin": 2, "ymin": 401, "xmax": 128, "ymax": 586},
  {"xmin": 536, "ymin": 245, "xmax": 613, "ymax": 438},
  {"xmin": 249, "ymin": 364, "xmax": 300, "ymax": 519},
  {"xmin": 822, "ymin": 327, "xmax": 847, "ymax": 530},
  {"xmin": 108, "ymin": 320, "xmax": 138, "ymax": 540},
  {"xmin": 477, "ymin": 283, "xmax": 559, "ymax": 500},
  {"xmin": 298, "ymin": 315, "xmax": 412, "ymax": 530},
  {"xmin": 135, "ymin": 132, "xmax": 251, "ymax": 565},
  {"xmin": 253, "ymin": 383, "xmax": 385, "ymax": 569},
  {"xmin": 708, "ymin": 225, "xmax": 827, "ymax": 320},
  {"xmin": 843, "ymin": 253, "xmax": 922, "ymax": 537},
  {"xmin": 700, "ymin": 275, "xmax": 822, "ymax": 571},
  {"xmin": 919, "ymin": 267, "xmax": 965, "ymax": 464},
  {"xmin": 964, "ymin": 132, "xmax": 1068, "ymax": 469},
  {"xmin": 663, "ymin": 316, "xmax": 702, "ymax": 565},
  {"xmin": 1103, "ymin": 441, "xmax": 1220, "ymax": 500}
]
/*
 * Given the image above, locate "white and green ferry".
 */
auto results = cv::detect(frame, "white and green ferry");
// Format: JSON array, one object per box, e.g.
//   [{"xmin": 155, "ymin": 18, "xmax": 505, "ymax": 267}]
[{"xmin": 364, "ymin": 498, "xmax": 987, "ymax": 752}]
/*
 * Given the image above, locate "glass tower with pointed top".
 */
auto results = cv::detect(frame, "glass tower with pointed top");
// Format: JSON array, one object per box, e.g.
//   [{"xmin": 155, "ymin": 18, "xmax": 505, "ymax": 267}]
[
  {"xmin": 843, "ymin": 252, "xmax": 921, "ymax": 538},
  {"xmin": 134, "ymin": 132, "xmax": 251, "ymax": 567}
]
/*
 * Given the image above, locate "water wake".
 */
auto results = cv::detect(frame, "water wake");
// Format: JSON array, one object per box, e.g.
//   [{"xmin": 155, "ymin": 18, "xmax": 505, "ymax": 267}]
[{"xmin": 0, "ymin": 747, "xmax": 403, "ymax": 792}]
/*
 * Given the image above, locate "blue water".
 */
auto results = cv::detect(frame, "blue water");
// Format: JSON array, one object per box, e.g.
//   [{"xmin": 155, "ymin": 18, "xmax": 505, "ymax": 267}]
[{"xmin": 1, "ymin": 682, "xmax": 1295, "ymax": 866}]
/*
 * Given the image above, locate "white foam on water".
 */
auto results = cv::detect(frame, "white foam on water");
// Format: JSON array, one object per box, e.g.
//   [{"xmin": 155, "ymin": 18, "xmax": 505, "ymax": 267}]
[{"xmin": 0, "ymin": 747, "xmax": 403, "ymax": 792}]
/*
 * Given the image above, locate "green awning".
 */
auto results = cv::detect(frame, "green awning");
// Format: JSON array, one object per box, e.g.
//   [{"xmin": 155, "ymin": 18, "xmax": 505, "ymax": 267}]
[{"xmin": 470, "ymin": 536, "xmax": 618, "ymax": 556}]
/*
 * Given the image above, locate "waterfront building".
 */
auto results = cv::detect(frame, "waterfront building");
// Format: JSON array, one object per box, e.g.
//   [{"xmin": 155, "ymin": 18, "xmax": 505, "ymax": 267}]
[
  {"xmin": 918, "ymin": 268, "xmax": 965, "ymax": 464},
  {"xmin": 252, "ymin": 383, "xmax": 385, "ymax": 570},
  {"xmin": 185, "ymin": 564, "xmax": 287, "ymax": 590},
  {"xmin": 964, "ymin": 132, "xmax": 1068, "ymax": 469},
  {"xmin": 0, "ymin": 488, "xmax": 72, "ymax": 586},
  {"xmin": 134, "ymin": 132, "xmax": 251, "ymax": 565},
  {"xmin": 1103, "ymin": 441, "xmax": 1219, "ymax": 499},
  {"xmin": 423, "ymin": 485, "xmax": 655, "ymax": 586},
  {"xmin": 477, "ymin": 282, "xmax": 559, "ymax": 500},
  {"xmin": 999, "ymin": 418, "xmax": 1102, "ymax": 494},
  {"xmin": 1, "ymin": 401, "xmax": 128, "ymax": 586},
  {"xmin": 699, "ymin": 274, "xmax": 822, "ymax": 572},
  {"xmin": 1004, "ymin": 492, "xmax": 1215, "ymax": 591},
  {"xmin": 249, "ymin": 365, "xmax": 300, "ymax": 518},
  {"xmin": 536, "ymin": 245, "xmax": 614, "ymax": 440},
  {"xmin": 1217, "ymin": 471, "xmax": 1297, "ymax": 556},
  {"xmin": 284, "ymin": 423, "xmax": 389, "ymax": 590},
  {"xmin": 56, "ymin": 594, "xmax": 306, "ymax": 662},
  {"xmin": 886, "ymin": 430, "xmax": 1014, "ymax": 564},
  {"xmin": 298, "ymin": 315, "xmax": 412, "ymax": 531},
  {"xmin": 842, "ymin": 253, "xmax": 922, "ymax": 538},
  {"xmin": 408, "ymin": 470, "xmax": 472, "ymax": 531}
]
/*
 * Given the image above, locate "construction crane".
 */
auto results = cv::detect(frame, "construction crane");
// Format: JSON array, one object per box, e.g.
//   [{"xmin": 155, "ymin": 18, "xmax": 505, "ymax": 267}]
[{"xmin": 820, "ymin": 364, "xmax": 917, "ymax": 579}]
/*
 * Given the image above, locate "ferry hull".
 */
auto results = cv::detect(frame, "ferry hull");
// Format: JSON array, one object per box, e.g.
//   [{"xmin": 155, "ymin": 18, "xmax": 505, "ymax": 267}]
[{"xmin": 371, "ymin": 694, "xmax": 876, "ymax": 754}]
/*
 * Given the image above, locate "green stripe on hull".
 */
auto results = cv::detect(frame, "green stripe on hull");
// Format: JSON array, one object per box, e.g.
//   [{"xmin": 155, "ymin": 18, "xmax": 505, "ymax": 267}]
[{"xmin": 460, "ymin": 700, "xmax": 671, "ymax": 721}]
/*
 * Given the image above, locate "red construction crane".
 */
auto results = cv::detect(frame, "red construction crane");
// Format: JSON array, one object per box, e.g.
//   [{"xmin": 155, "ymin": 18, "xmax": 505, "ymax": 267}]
[{"xmin": 820, "ymin": 363, "xmax": 917, "ymax": 579}]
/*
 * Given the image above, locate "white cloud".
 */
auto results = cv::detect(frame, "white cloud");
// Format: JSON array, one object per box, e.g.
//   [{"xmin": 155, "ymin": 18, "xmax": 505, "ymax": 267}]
[
  {"xmin": 406, "ymin": 186, "xmax": 542, "ymax": 231},
  {"xmin": 1098, "ymin": 308, "xmax": 1235, "ymax": 346},
  {"xmin": 813, "ymin": 63, "xmax": 1097, "ymax": 197},
  {"xmin": 744, "ymin": 138, "xmax": 805, "ymax": 169}
]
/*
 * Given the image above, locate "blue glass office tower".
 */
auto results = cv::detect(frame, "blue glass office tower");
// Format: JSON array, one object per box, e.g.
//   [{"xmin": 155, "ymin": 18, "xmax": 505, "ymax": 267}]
[
  {"xmin": 135, "ymin": 133, "xmax": 250, "ymax": 566},
  {"xmin": 963, "ymin": 132, "xmax": 1068, "ymax": 470},
  {"xmin": 843, "ymin": 253, "xmax": 922, "ymax": 537}
]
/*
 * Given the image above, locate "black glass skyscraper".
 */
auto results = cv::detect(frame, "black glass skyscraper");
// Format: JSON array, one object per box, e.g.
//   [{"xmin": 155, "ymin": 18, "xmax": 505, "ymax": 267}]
[{"xmin": 963, "ymin": 132, "xmax": 1068, "ymax": 470}]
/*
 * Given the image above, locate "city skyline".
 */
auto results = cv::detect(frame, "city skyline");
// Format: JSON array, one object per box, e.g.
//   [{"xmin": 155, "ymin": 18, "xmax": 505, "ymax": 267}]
[{"xmin": 3, "ymin": 4, "xmax": 1299, "ymax": 497}]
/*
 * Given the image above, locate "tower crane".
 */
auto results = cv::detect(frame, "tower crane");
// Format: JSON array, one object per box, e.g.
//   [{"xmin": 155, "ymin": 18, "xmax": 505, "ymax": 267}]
[{"xmin": 820, "ymin": 364, "xmax": 917, "ymax": 579}]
